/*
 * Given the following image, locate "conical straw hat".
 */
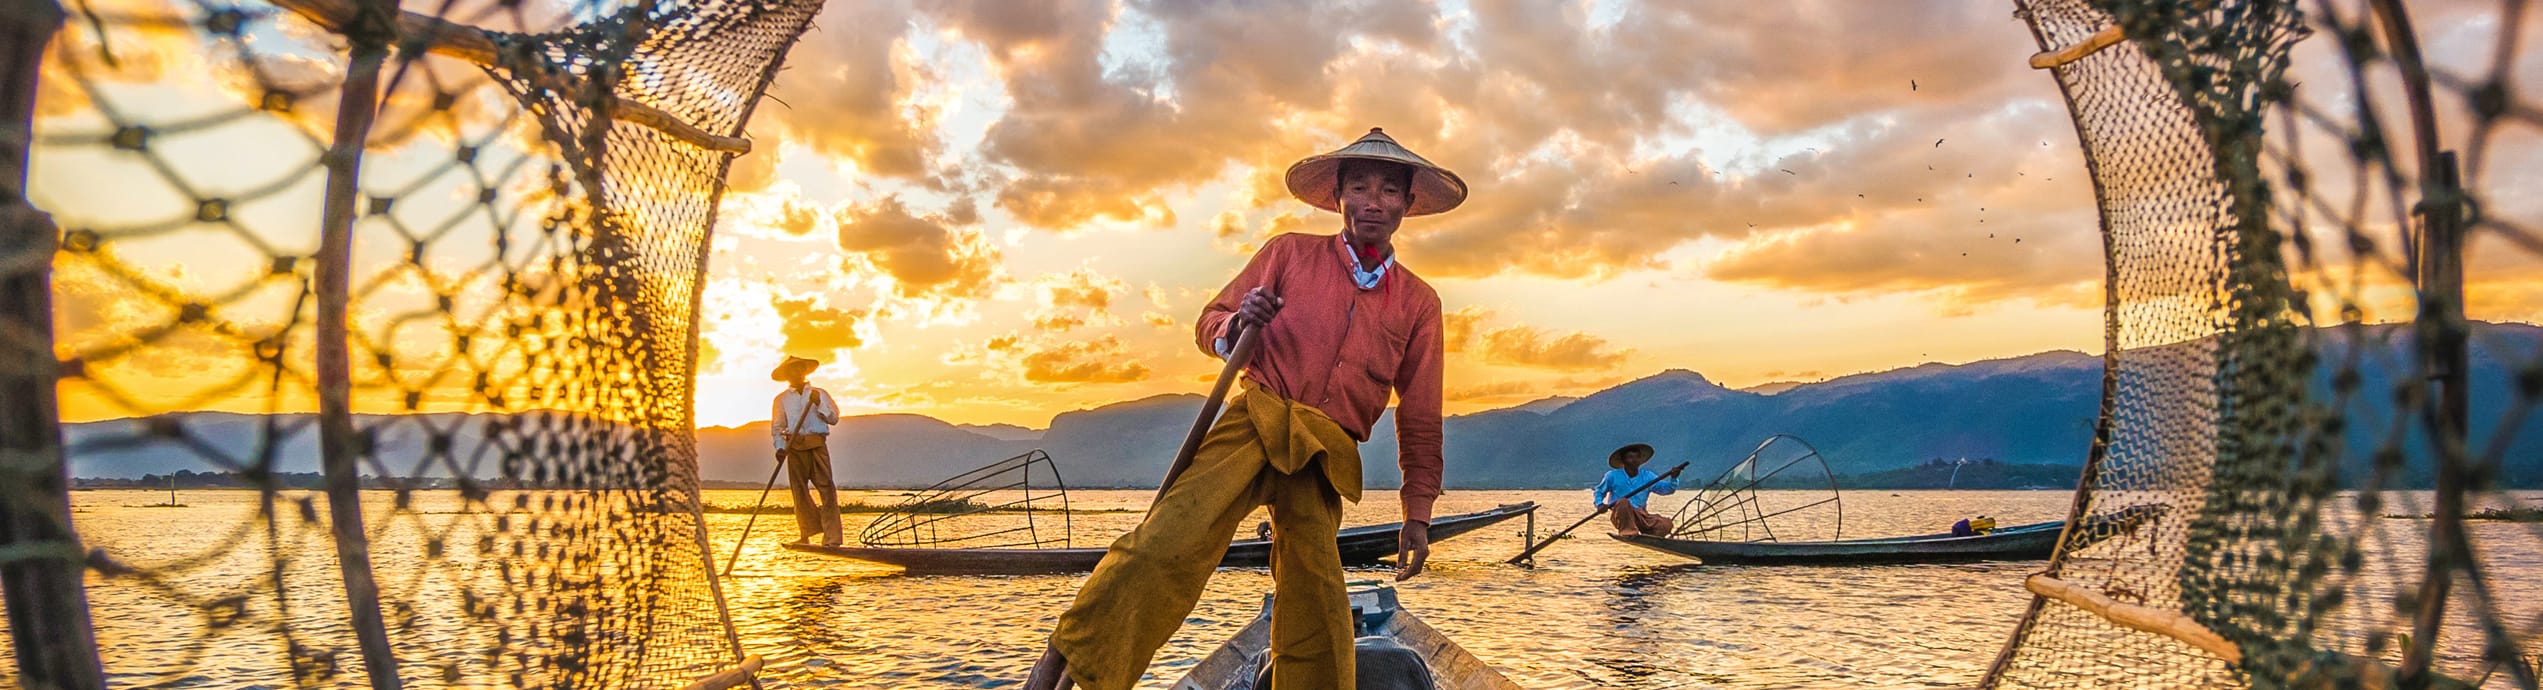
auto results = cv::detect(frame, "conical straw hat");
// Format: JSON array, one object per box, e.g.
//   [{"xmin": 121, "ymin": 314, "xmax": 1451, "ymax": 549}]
[
  {"xmin": 770, "ymin": 355, "xmax": 821, "ymax": 381},
  {"xmin": 1283, "ymin": 127, "xmax": 1469, "ymax": 217}
]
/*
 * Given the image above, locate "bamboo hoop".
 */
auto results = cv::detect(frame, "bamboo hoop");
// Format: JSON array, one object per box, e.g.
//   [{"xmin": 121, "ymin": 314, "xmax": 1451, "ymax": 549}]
[
  {"xmin": 2029, "ymin": 25, "xmax": 2127, "ymax": 69},
  {"xmin": 269, "ymin": 0, "xmax": 753, "ymax": 154},
  {"xmin": 2025, "ymin": 574, "xmax": 2242, "ymax": 665}
]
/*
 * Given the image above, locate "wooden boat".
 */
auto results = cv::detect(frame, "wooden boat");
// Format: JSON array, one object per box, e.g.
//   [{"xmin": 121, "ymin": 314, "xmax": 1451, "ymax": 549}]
[
  {"xmin": 1610, "ymin": 504, "xmax": 2161, "ymax": 566},
  {"xmin": 1612, "ymin": 518, "xmax": 2065, "ymax": 565},
  {"xmin": 784, "ymin": 502, "xmax": 1536, "ymax": 575},
  {"xmin": 1173, "ymin": 583, "xmax": 1522, "ymax": 690}
]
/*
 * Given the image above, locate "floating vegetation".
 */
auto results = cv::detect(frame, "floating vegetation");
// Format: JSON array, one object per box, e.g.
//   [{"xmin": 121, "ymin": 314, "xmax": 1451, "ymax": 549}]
[{"xmin": 2383, "ymin": 506, "xmax": 2543, "ymax": 523}]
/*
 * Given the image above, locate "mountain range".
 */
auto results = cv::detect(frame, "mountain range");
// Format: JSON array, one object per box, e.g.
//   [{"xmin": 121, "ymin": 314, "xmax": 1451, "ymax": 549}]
[{"xmin": 63, "ymin": 322, "xmax": 2543, "ymax": 490}]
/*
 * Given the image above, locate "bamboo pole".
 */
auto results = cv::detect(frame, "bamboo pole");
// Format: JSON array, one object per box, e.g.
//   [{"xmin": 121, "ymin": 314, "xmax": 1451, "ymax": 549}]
[
  {"xmin": 2028, "ymin": 25, "xmax": 2126, "ymax": 69},
  {"xmin": 678, "ymin": 655, "xmax": 765, "ymax": 690},
  {"xmin": 0, "ymin": 1, "xmax": 110, "ymax": 688},
  {"xmin": 313, "ymin": 0, "xmax": 402, "ymax": 685},
  {"xmin": 267, "ymin": 0, "xmax": 752, "ymax": 154},
  {"xmin": 2025, "ymin": 575, "xmax": 2242, "ymax": 665}
]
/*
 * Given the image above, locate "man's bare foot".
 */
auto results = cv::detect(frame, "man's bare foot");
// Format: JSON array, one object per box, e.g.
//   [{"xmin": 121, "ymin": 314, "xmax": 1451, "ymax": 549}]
[{"xmin": 1024, "ymin": 644, "xmax": 1074, "ymax": 690}]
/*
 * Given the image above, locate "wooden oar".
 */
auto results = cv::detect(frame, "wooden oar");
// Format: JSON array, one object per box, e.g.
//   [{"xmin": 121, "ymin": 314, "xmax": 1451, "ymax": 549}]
[
  {"xmin": 1155, "ymin": 323, "xmax": 1262, "ymax": 500},
  {"xmin": 719, "ymin": 451, "xmax": 787, "ymax": 578},
  {"xmin": 1506, "ymin": 461, "xmax": 1688, "ymax": 567}
]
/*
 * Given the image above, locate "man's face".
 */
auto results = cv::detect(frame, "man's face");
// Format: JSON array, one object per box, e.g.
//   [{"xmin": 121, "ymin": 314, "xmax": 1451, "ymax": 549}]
[{"xmin": 1337, "ymin": 161, "xmax": 1414, "ymax": 248}]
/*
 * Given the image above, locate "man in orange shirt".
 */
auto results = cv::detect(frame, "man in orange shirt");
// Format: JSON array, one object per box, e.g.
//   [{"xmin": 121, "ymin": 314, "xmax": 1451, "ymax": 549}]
[{"xmin": 1025, "ymin": 128, "xmax": 1465, "ymax": 690}]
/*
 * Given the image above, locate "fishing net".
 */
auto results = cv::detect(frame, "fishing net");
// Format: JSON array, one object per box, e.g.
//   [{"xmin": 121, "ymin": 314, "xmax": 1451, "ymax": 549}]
[
  {"xmin": 1666, "ymin": 434, "xmax": 1844, "ymax": 543},
  {"xmin": 1986, "ymin": 0, "xmax": 2543, "ymax": 687},
  {"xmin": 1, "ymin": 0, "xmax": 819, "ymax": 683},
  {"xmin": 857, "ymin": 449, "xmax": 1077, "ymax": 550}
]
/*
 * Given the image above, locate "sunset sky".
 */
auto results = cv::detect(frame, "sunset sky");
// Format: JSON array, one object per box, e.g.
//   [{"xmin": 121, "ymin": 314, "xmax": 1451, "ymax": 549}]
[{"xmin": 34, "ymin": 0, "xmax": 2542, "ymax": 429}]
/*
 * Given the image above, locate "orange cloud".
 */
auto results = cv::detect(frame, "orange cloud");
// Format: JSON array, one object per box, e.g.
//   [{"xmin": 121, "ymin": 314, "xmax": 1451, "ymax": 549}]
[
  {"xmin": 1019, "ymin": 336, "xmax": 1151, "ymax": 385},
  {"xmin": 757, "ymin": 0, "xmax": 935, "ymax": 179},
  {"xmin": 1445, "ymin": 379, "xmax": 1537, "ymax": 402},
  {"xmin": 771, "ymin": 295, "xmax": 865, "ymax": 355},
  {"xmin": 1026, "ymin": 267, "xmax": 1128, "ymax": 332},
  {"xmin": 1475, "ymin": 325, "xmax": 1634, "ymax": 373},
  {"xmin": 833, "ymin": 196, "xmax": 1001, "ymax": 306},
  {"xmin": 1442, "ymin": 306, "xmax": 1492, "ymax": 353}
]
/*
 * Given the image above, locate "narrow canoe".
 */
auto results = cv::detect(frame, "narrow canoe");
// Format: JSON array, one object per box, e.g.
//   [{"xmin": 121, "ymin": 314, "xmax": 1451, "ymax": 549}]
[
  {"xmin": 1612, "ymin": 519, "xmax": 2065, "ymax": 565},
  {"xmin": 783, "ymin": 502, "xmax": 1536, "ymax": 575},
  {"xmin": 1173, "ymin": 583, "xmax": 1522, "ymax": 690},
  {"xmin": 1609, "ymin": 504, "xmax": 2161, "ymax": 566}
]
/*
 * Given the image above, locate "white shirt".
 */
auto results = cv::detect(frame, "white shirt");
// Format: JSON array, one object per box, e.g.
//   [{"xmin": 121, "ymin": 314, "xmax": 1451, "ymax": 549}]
[{"xmin": 771, "ymin": 386, "xmax": 840, "ymax": 449}]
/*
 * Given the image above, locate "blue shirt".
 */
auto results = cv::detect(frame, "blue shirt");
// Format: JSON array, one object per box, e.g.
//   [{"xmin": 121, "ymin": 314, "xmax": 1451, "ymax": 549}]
[{"xmin": 1593, "ymin": 468, "xmax": 1678, "ymax": 509}]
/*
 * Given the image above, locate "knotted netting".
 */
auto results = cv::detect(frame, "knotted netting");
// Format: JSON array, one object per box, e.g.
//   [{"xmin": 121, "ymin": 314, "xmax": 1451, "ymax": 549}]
[
  {"xmin": 0, "ymin": 0, "xmax": 819, "ymax": 683},
  {"xmin": 1986, "ymin": 0, "xmax": 2543, "ymax": 687}
]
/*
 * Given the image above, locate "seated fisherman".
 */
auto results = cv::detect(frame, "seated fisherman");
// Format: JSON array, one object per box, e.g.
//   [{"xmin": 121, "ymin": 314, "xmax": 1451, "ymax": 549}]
[
  {"xmin": 1594, "ymin": 443, "xmax": 1679, "ymax": 537},
  {"xmin": 1951, "ymin": 515, "xmax": 1997, "ymax": 537}
]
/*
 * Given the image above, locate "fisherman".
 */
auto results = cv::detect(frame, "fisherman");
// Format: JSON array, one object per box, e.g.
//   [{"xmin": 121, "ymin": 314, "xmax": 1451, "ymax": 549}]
[
  {"xmin": 1952, "ymin": 515, "xmax": 1997, "ymax": 537},
  {"xmin": 1594, "ymin": 443, "xmax": 1679, "ymax": 536},
  {"xmin": 771, "ymin": 355, "xmax": 844, "ymax": 547},
  {"xmin": 1024, "ymin": 128, "xmax": 1464, "ymax": 690}
]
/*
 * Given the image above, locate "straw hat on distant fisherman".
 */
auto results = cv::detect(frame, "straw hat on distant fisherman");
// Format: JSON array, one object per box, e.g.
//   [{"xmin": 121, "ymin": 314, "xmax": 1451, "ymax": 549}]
[
  {"xmin": 771, "ymin": 355, "xmax": 820, "ymax": 381},
  {"xmin": 1283, "ymin": 127, "xmax": 1470, "ymax": 216},
  {"xmin": 1609, "ymin": 443, "xmax": 1656, "ymax": 469}
]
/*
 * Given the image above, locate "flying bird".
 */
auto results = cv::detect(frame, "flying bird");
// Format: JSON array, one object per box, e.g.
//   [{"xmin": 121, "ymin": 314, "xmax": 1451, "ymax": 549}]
[
  {"xmin": 1934, "ymin": 138, "xmax": 1944, "ymax": 148},
  {"xmin": 1781, "ymin": 169, "xmax": 1796, "ymax": 175},
  {"xmin": 1912, "ymin": 79, "xmax": 1919, "ymax": 91}
]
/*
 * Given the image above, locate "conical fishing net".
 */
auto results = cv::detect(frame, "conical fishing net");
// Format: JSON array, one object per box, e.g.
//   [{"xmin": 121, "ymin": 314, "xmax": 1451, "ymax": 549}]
[
  {"xmin": 1986, "ymin": 0, "xmax": 2542, "ymax": 687},
  {"xmin": 0, "ymin": 0, "xmax": 820, "ymax": 684}
]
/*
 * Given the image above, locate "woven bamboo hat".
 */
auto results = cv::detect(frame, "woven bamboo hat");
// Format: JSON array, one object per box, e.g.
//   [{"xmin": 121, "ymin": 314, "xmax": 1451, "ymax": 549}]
[
  {"xmin": 770, "ymin": 356, "xmax": 820, "ymax": 381},
  {"xmin": 1608, "ymin": 443, "xmax": 1655, "ymax": 470},
  {"xmin": 1283, "ymin": 127, "xmax": 1469, "ymax": 217}
]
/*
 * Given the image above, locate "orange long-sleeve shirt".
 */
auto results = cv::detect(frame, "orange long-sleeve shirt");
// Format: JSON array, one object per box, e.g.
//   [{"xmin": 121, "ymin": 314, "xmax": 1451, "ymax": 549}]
[{"xmin": 1196, "ymin": 232, "xmax": 1446, "ymax": 523}]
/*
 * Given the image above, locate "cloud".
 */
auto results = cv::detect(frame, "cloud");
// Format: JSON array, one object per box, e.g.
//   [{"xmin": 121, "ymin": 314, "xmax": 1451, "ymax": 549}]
[
  {"xmin": 1444, "ymin": 379, "xmax": 1537, "ymax": 402},
  {"xmin": 833, "ymin": 195, "xmax": 1001, "ymax": 307},
  {"xmin": 758, "ymin": 0, "xmax": 935, "ymax": 178},
  {"xmin": 1018, "ymin": 336, "xmax": 1152, "ymax": 385},
  {"xmin": 1442, "ymin": 306, "xmax": 1492, "ymax": 353},
  {"xmin": 771, "ymin": 295, "xmax": 866, "ymax": 355},
  {"xmin": 1026, "ymin": 266, "xmax": 1129, "ymax": 331},
  {"xmin": 1475, "ymin": 324, "xmax": 1634, "ymax": 372}
]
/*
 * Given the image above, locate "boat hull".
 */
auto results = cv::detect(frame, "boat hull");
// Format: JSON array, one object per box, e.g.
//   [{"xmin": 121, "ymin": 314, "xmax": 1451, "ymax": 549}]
[
  {"xmin": 1611, "ymin": 520, "xmax": 2066, "ymax": 565},
  {"xmin": 1173, "ymin": 585, "xmax": 1522, "ymax": 690},
  {"xmin": 783, "ymin": 502, "xmax": 1536, "ymax": 575}
]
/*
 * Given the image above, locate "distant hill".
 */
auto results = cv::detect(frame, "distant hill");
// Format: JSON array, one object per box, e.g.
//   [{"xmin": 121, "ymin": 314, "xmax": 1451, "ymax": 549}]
[{"xmin": 62, "ymin": 322, "xmax": 2543, "ymax": 490}]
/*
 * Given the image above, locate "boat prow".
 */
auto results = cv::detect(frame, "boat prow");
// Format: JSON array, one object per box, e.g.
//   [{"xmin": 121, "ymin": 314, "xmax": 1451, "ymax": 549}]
[{"xmin": 1174, "ymin": 583, "xmax": 1522, "ymax": 690}]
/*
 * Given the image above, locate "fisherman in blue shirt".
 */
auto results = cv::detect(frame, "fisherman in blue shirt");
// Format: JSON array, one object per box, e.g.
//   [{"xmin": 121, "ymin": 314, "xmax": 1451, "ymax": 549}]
[{"xmin": 1593, "ymin": 443, "xmax": 1679, "ymax": 536}]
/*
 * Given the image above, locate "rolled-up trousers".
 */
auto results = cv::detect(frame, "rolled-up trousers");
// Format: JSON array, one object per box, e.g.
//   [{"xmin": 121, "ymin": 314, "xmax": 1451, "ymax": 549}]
[
  {"xmin": 1051, "ymin": 387, "xmax": 1360, "ymax": 690},
  {"xmin": 783, "ymin": 441, "xmax": 843, "ymax": 544}
]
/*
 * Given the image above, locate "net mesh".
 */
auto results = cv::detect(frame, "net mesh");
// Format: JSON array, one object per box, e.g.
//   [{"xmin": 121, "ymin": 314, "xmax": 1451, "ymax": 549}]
[
  {"xmin": 1987, "ymin": 0, "xmax": 2543, "ymax": 687},
  {"xmin": 4, "ymin": 0, "xmax": 818, "ymax": 683}
]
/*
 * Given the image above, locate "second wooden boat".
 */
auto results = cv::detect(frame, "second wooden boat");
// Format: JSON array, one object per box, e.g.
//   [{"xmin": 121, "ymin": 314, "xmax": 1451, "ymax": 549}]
[
  {"xmin": 1612, "ymin": 504, "xmax": 2161, "ymax": 566},
  {"xmin": 785, "ymin": 502, "xmax": 1537, "ymax": 575},
  {"xmin": 1611, "ymin": 518, "xmax": 2066, "ymax": 565}
]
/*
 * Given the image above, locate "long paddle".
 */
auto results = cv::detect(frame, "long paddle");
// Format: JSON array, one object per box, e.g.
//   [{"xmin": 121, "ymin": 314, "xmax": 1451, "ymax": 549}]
[
  {"xmin": 1155, "ymin": 323, "xmax": 1262, "ymax": 500},
  {"xmin": 1507, "ymin": 461, "xmax": 1688, "ymax": 567},
  {"xmin": 1025, "ymin": 321, "xmax": 1263, "ymax": 690},
  {"xmin": 719, "ymin": 451, "xmax": 787, "ymax": 578}
]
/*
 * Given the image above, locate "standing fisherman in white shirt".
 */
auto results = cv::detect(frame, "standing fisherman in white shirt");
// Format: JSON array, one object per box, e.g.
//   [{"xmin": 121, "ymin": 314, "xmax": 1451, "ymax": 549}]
[{"xmin": 771, "ymin": 356, "xmax": 844, "ymax": 546}]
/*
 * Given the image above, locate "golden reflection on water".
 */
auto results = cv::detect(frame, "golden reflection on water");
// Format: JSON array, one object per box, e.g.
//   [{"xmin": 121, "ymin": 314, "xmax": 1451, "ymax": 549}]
[{"xmin": 17, "ymin": 489, "xmax": 2543, "ymax": 688}]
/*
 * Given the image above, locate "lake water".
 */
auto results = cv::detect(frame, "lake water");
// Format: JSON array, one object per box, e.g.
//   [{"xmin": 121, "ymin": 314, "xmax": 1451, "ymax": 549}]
[{"xmin": 17, "ymin": 488, "xmax": 2543, "ymax": 688}]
